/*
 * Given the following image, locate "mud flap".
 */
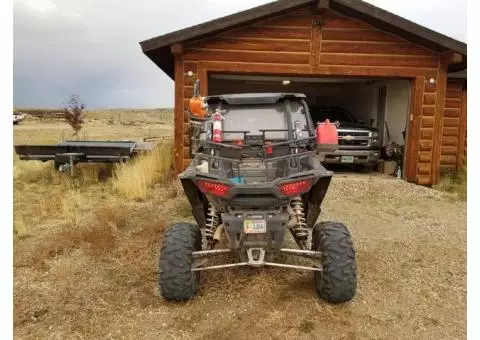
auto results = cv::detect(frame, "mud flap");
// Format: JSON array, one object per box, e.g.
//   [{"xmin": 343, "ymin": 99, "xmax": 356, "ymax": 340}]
[
  {"xmin": 180, "ymin": 178, "xmax": 209, "ymax": 228},
  {"xmin": 303, "ymin": 176, "xmax": 332, "ymax": 229}
]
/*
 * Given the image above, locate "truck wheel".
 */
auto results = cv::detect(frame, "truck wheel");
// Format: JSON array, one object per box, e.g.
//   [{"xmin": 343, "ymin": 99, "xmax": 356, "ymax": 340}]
[
  {"xmin": 159, "ymin": 222, "xmax": 202, "ymax": 301},
  {"xmin": 312, "ymin": 222, "xmax": 357, "ymax": 303}
]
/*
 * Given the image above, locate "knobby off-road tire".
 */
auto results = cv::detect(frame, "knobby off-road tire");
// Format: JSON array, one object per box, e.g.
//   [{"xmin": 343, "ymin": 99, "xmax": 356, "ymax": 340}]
[
  {"xmin": 312, "ymin": 222, "xmax": 357, "ymax": 303},
  {"xmin": 159, "ymin": 223, "xmax": 202, "ymax": 301}
]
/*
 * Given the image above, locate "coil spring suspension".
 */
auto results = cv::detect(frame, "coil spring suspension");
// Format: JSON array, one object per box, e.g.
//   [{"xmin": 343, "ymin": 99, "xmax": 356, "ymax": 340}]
[
  {"xmin": 291, "ymin": 196, "xmax": 308, "ymax": 241},
  {"xmin": 205, "ymin": 203, "xmax": 220, "ymax": 243}
]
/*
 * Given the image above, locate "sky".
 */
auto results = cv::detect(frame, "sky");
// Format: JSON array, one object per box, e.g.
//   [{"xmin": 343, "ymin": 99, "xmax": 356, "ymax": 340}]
[{"xmin": 13, "ymin": 0, "xmax": 467, "ymax": 109}]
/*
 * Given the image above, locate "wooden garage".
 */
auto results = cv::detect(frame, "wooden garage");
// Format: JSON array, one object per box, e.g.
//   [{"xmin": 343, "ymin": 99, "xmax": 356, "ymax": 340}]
[
  {"xmin": 139, "ymin": 0, "xmax": 467, "ymax": 185},
  {"xmin": 444, "ymin": 71, "xmax": 467, "ymax": 172}
]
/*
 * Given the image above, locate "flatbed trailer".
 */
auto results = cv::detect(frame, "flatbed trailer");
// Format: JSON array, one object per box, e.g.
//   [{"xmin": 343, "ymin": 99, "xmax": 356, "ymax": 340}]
[{"xmin": 14, "ymin": 140, "xmax": 157, "ymax": 173}]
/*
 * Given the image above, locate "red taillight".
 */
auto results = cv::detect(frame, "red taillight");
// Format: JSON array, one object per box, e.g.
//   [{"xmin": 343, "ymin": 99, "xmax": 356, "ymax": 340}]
[
  {"xmin": 279, "ymin": 179, "xmax": 313, "ymax": 196},
  {"xmin": 197, "ymin": 180, "xmax": 231, "ymax": 197}
]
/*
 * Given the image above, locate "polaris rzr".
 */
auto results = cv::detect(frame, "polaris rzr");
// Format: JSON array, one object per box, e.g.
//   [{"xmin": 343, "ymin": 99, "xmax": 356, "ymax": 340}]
[{"xmin": 159, "ymin": 83, "xmax": 357, "ymax": 303}]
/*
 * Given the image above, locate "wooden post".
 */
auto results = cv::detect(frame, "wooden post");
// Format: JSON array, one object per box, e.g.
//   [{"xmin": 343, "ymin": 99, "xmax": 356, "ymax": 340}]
[
  {"xmin": 198, "ymin": 69, "xmax": 208, "ymax": 97},
  {"xmin": 457, "ymin": 83, "xmax": 467, "ymax": 169},
  {"xmin": 431, "ymin": 62, "xmax": 447, "ymax": 184},
  {"xmin": 405, "ymin": 77, "xmax": 424, "ymax": 183},
  {"xmin": 172, "ymin": 44, "xmax": 184, "ymax": 175}
]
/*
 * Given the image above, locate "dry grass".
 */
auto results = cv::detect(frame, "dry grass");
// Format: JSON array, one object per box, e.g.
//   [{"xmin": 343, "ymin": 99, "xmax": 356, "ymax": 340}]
[
  {"xmin": 84, "ymin": 108, "xmax": 173, "ymax": 125},
  {"xmin": 60, "ymin": 187, "xmax": 84, "ymax": 227},
  {"xmin": 13, "ymin": 173, "xmax": 467, "ymax": 340},
  {"xmin": 13, "ymin": 156, "xmax": 113, "ymax": 190},
  {"xmin": 434, "ymin": 168, "xmax": 467, "ymax": 200},
  {"xmin": 13, "ymin": 117, "xmax": 466, "ymax": 339},
  {"xmin": 93, "ymin": 202, "xmax": 130, "ymax": 230},
  {"xmin": 75, "ymin": 163, "xmax": 113, "ymax": 184},
  {"xmin": 13, "ymin": 215, "xmax": 29, "ymax": 240},
  {"xmin": 112, "ymin": 140, "xmax": 173, "ymax": 200},
  {"xmin": 13, "ymin": 158, "xmax": 56, "ymax": 183}
]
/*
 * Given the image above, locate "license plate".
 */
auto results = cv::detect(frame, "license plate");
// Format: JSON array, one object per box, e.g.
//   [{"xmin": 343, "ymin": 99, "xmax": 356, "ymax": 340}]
[
  {"xmin": 341, "ymin": 156, "xmax": 354, "ymax": 163},
  {"xmin": 243, "ymin": 220, "xmax": 267, "ymax": 234}
]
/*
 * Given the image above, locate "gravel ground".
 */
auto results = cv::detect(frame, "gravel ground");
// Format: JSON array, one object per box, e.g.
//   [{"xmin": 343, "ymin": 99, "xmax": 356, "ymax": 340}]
[{"xmin": 14, "ymin": 174, "xmax": 466, "ymax": 340}]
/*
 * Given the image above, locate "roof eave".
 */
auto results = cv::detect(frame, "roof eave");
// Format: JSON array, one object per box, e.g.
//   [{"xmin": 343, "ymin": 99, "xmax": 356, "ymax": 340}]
[
  {"xmin": 331, "ymin": 0, "xmax": 467, "ymax": 56},
  {"xmin": 139, "ymin": 0, "xmax": 467, "ymax": 79},
  {"xmin": 139, "ymin": 0, "xmax": 313, "ymax": 54}
]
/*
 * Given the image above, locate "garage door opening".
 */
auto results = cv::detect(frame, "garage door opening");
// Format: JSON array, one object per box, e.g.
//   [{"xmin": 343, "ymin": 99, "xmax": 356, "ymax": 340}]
[{"xmin": 208, "ymin": 73, "xmax": 412, "ymax": 177}]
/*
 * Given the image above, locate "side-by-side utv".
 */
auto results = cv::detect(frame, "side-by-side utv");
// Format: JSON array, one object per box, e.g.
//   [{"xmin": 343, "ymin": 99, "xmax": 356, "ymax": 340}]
[{"xmin": 159, "ymin": 84, "xmax": 357, "ymax": 304}]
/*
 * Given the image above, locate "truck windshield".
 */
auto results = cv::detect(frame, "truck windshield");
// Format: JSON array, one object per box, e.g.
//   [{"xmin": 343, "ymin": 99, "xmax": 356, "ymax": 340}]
[
  {"xmin": 311, "ymin": 108, "xmax": 356, "ymax": 123},
  {"xmin": 220, "ymin": 100, "xmax": 309, "ymax": 140}
]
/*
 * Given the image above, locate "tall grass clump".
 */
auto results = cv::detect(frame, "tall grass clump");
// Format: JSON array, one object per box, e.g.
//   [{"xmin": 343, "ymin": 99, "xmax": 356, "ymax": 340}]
[
  {"xmin": 434, "ymin": 168, "xmax": 467, "ymax": 200},
  {"xmin": 76, "ymin": 163, "xmax": 113, "ymax": 185},
  {"xmin": 13, "ymin": 215, "xmax": 29, "ymax": 240},
  {"xmin": 13, "ymin": 159, "xmax": 57, "ymax": 184},
  {"xmin": 61, "ymin": 187, "xmax": 84, "ymax": 227},
  {"xmin": 13, "ymin": 157, "xmax": 80, "ymax": 188},
  {"xmin": 112, "ymin": 140, "xmax": 173, "ymax": 200}
]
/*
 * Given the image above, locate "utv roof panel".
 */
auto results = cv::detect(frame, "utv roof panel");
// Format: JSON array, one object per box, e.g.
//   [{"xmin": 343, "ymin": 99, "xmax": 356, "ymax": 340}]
[{"xmin": 205, "ymin": 93, "xmax": 306, "ymax": 105}]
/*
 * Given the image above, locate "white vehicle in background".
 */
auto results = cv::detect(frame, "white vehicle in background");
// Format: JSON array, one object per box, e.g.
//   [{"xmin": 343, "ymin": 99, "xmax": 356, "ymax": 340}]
[{"xmin": 13, "ymin": 112, "xmax": 25, "ymax": 125}]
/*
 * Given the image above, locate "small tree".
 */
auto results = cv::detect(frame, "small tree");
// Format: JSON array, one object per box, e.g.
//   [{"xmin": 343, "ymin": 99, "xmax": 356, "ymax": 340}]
[{"xmin": 63, "ymin": 94, "xmax": 85, "ymax": 136}]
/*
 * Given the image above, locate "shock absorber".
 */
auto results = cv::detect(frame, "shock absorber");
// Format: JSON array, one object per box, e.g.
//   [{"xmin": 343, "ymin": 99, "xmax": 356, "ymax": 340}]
[
  {"xmin": 205, "ymin": 203, "xmax": 220, "ymax": 245},
  {"xmin": 289, "ymin": 196, "xmax": 308, "ymax": 241}
]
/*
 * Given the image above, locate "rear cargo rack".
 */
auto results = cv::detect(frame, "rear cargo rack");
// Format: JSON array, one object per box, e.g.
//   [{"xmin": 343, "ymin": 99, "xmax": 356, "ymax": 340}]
[{"xmin": 193, "ymin": 149, "xmax": 317, "ymax": 183}]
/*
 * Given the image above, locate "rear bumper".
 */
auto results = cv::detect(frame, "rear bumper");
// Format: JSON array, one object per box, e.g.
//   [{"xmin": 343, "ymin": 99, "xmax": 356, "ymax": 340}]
[
  {"xmin": 319, "ymin": 149, "xmax": 380, "ymax": 165},
  {"xmin": 221, "ymin": 210, "xmax": 289, "ymax": 250}
]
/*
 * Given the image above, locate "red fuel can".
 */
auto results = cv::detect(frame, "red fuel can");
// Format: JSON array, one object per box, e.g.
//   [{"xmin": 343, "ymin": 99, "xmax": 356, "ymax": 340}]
[
  {"xmin": 316, "ymin": 119, "xmax": 338, "ymax": 145},
  {"xmin": 316, "ymin": 119, "xmax": 339, "ymax": 159}
]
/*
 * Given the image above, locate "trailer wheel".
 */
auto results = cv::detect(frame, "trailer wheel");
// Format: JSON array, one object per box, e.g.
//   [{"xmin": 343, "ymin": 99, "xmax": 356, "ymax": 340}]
[
  {"xmin": 159, "ymin": 222, "xmax": 202, "ymax": 301},
  {"xmin": 312, "ymin": 222, "xmax": 357, "ymax": 303}
]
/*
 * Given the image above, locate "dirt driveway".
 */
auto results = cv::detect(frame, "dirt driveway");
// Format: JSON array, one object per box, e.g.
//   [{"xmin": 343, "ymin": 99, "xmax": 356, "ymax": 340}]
[{"xmin": 14, "ymin": 175, "xmax": 466, "ymax": 340}]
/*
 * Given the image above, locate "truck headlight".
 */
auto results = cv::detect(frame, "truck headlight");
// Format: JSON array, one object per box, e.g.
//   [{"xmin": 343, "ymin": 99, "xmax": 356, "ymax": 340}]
[{"xmin": 371, "ymin": 132, "xmax": 378, "ymax": 138}]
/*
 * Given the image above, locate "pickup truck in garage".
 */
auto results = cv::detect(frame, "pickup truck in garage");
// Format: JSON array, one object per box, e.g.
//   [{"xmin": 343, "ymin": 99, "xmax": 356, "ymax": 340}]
[{"xmin": 310, "ymin": 107, "xmax": 380, "ymax": 171}]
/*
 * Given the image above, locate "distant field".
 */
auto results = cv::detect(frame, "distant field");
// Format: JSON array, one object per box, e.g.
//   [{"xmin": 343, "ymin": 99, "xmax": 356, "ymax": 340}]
[
  {"xmin": 13, "ymin": 108, "xmax": 65, "ymax": 115},
  {"xmin": 13, "ymin": 108, "xmax": 173, "ymax": 123},
  {"xmin": 84, "ymin": 108, "xmax": 173, "ymax": 124},
  {"xmin": 13, "ymin": 108, "xmax": 174, "ymax": 145}
]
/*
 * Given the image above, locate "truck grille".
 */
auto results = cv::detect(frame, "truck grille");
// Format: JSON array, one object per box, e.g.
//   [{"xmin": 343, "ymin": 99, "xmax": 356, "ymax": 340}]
[
  {"xmin": 338, "ymin": 130, "xmax": 371, "ymax": 147},
  {"xmin": 338, "ymin": 131, "xmax": 370, "ymax": 137}
]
